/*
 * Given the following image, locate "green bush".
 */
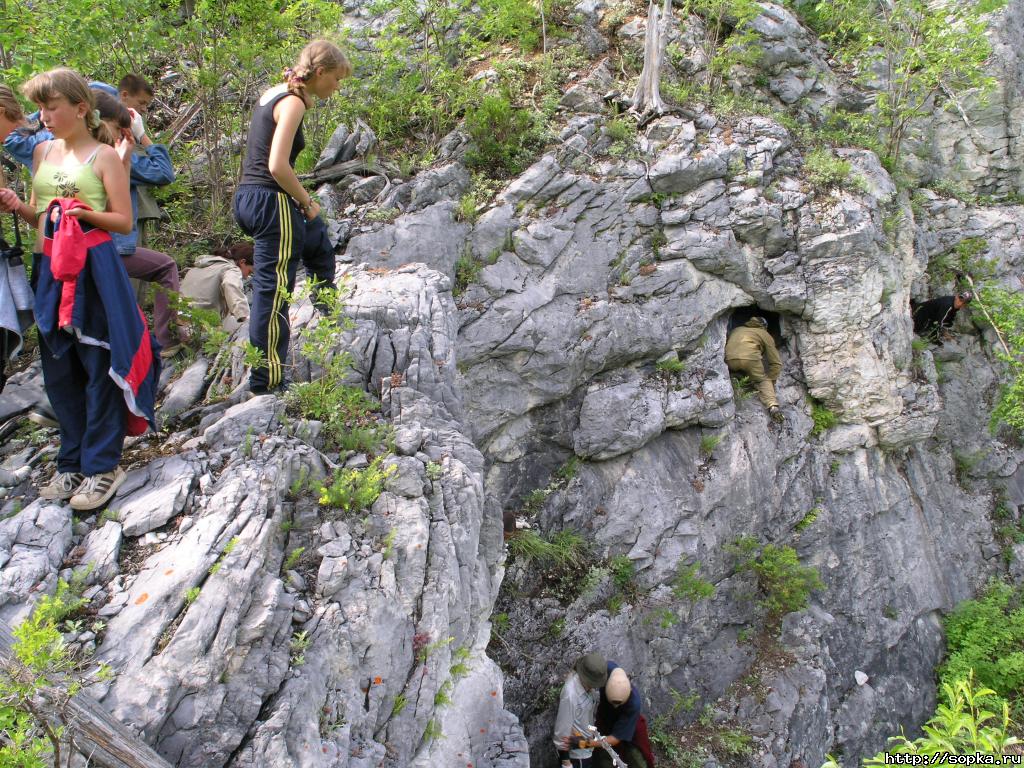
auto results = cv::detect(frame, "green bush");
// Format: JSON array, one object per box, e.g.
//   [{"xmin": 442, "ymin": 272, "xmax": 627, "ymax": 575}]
[
  {"xmin": 700, "ymin": 433, "xmax": 723, "ymax": 457},
  {"xmin": 656, "ymin": 356, "xmax": 686, "ymax": 375},
  {"xmin": 926, "ymin": 237, "xmax": 995, "ymax": 286},
  {"xmin": 605, "ymin": 117, "xmax": 634, "ymax": 143},
  {"xmin": 855, "ymin": 676, "xmax": 1018, "ymax": 765},
  {"xmin": 1, "ymin": 578, "xmax": 112, "ymax": 766},
  {"xmin": 319, "ymin": 456, "xmax": 395, "ymax": 513},
  {"xmin": 464, "ymin": 93, "xmax": 543, "ymax": 177},
  {"xmin": 554, "ymin": 456, "xmax": 581, "ymax": 482},
  {"xmin": 728, "ymin": 536, "xmax": 824, "ymax": 622},
  {"xmin": 672, "ymin": 562, "xmax": 715, "ymax": 602},
  {"xmin": 507, "ymin": 529, "xmax": 589, "ymax": 568},
  {"xmin": 453, "ymin": 253, "xmax": 484, "ymax": 297},
  {"xmin": 940, "ymin": 581, "xmax": 1024, "ymax": 710},
  {"xmin": 810, "ymin": 401, "xmax": 838, "ymax": 436},
  {"xmin": 794, "ymin": 507, "xmax": 819, "ymax": 532},
  {"xmin": 804, "ymin": 148, "xmax": 854, "ymax": 189},
  {"xmin": 284, "ymin": 285, "xmax": 390, "ymax": 455},
  {"xmin": 609, "ymin": 555, "xmax": 635, "ymax": 591}
]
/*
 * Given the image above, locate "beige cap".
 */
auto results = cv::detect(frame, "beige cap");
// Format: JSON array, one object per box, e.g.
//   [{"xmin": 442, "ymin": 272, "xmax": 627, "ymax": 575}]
[{"xmin": 606, "ymin": 667, "xmax": 631, "ymax": 704}]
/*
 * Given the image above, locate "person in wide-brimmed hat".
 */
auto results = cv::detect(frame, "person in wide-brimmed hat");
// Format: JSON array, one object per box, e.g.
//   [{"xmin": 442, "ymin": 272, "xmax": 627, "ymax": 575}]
[{"xmin": 553, "ymin": 652, "xmax": 609, "ymax": 767}]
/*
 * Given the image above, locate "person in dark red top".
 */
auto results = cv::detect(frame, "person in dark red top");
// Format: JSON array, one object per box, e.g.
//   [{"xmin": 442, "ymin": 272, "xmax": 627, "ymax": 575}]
[{"xmin": 594, "ymin": 662, "xmax": 656, "ymax": 768}]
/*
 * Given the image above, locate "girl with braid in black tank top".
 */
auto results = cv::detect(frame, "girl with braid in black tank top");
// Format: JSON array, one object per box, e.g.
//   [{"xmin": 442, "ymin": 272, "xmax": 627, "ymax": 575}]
[{"xmin": 234, "ymin": 40, "xmax": 351, "ymax": 394}]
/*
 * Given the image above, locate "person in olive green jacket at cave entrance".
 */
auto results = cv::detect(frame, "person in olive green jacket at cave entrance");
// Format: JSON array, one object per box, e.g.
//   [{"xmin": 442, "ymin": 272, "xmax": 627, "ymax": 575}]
[{"xmin": 725, "ymin": 316, "xmax": 784, "ymax": 423}]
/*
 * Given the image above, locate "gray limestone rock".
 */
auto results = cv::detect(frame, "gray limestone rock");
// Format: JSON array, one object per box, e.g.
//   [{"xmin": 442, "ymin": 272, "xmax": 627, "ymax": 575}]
[
  {"xmin": 349, "ymin": 175, "xmax": 388, "ymax": 204},
  {"xmin": 202, "ymin": 395, "xmax": 285, "ymax": 451},
  {"xmin": 408, "ymin": 162, "xmax": 471, "ymax": 213},
  {"xmin": 345, "ymin": 202, "xmax": 471, "ymax": 276},
  {"xmin": 5, "ymin": 8, "xmax": 1024, "ymax": 767},
  {"xmin": 79, "ymin": 521, "xmax": 123, "ymax": 584},
  {"xmin": 0, "ymin": 500, "xmax": 72, "ymax": 625},
  {"xmin": 160, "ymin": 359, "xmax": 210, "ymax": 427},
  {"xmin": 117, "ymin": 456, "xmax": 198, "ymax": 536}
]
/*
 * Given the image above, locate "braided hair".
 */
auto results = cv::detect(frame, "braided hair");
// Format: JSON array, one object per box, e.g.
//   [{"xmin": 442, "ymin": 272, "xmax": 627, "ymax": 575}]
[{"xmin": 284, "ymin": 40, "xmax": 352, "ymax": 102}]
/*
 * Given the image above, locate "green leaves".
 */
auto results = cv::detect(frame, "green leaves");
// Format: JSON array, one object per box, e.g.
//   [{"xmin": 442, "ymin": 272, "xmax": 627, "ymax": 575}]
[
  {"xmin": 727, "ymin": 536, "xmax": 824, "ymax": 623},
  {"xmin": 861, "ymin": 674, "xmax": 1019, "ymax": 763},
  {"xmin": 463, "ymin": 93, "xmax": 544, "ymax": 177},
  {"xmin": 975, "ymin": 285, "xmax": 1024, "ymax": 434},
  {"xmin": 939, "ymin": 581, "xmax": 1024, "ymax": 711},
  {"xmin": 318, "ymin": 456, "xmax": 395, "ymax": 513},
  {"xmin": 283, "ymin": 283, "xmax": 390, "ymax": 454},
  {"xmin": 0, "ymin": 577, "xmax": 100, "ymax": 765},
  {"xmin": 811, "ymin": 0, "xmax": 1004, "ymax": 164}
]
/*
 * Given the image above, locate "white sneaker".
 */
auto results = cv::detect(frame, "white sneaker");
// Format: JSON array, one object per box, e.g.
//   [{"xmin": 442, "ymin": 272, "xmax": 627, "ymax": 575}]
[
  {"xmin": 69, "ymin": 468, "xmax": 126, "ymax": 511},
  {"xmin": 39, "ymin": 471, "xmax": 85, "ymax": 501}
]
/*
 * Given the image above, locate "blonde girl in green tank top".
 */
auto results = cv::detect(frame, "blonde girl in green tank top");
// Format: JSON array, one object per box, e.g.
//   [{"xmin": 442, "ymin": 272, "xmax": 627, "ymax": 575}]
[
  {"xmin": 0, "ymin": 69, "xmax": 132, "ymax": 236},
  {"xmin": 0, "ymin": 69, "xmax": 136, "ymax": 511}
]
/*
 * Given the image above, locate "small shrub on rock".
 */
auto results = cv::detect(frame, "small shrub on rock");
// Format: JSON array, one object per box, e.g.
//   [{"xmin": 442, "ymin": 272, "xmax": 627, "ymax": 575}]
[
  {"xmin": 507, "ymin": 529, "xmax": 588, "ymax": 569},
  {"xmin": 940, "ymin": 581, "xmax": 1024, "ymax": 711},
  {"xmin": 453, "ymin": 253, "xmax": 484, "ymax": 297},
  {"xmin": 464, "ymin": 93, "xmax": 543, "ymax": 177},
  {"xmin": 727, "ymin": 536, "xmax": 823, "ymax": 623},
  {"xmin": 810, "ymin": 401, "xmax": 838, "ymax": 436},
  {"xmin": 285, "ymin": 283, "xmax": 389, "ymax": 454},
  {"xmin": 852, "ymin": 675, "xmax": 1018, "ymax": 765},
  {"xmin": 319, "ymin": 456, "xmax": 396, "ymax": 513},
  {"xmin": 804, "ymin": 147, "xmax": 853, "ymax": 189},
  {"xmin": 672, "ymin": 562, "xmax": 715, "ymax": 602}
]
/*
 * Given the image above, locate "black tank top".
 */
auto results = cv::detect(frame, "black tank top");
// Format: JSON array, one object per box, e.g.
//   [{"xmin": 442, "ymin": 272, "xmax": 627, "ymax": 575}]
[{"xmin": 238, "ymin": 87, "xmax": 306, "ymax": 190}]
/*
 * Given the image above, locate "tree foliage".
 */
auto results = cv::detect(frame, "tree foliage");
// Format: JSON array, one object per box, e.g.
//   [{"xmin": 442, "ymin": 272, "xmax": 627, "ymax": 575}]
[
  {"xmin": 1, "ymin": 0, "xmax": 342, "ymax": 237},
  {"xmin": 976, "ymin": 285, "xmax": 1024, "ymax": 435},
  {"xmin": 686, "ymin": 0, "xmax": 764, "ymax": 98},
  {"xmin": 811, "ymin": 0, "xmax": 1005, "ymax": 165},
  {"xmin": 0, "ymin": 577, "xmax": 109, "ymax": 768},
  {"xmin": 727, "ymin": 536, "xmax": 824, "ymax": 624},
  {"xmin": 940, "ymin": 581, "xmax": 1024, "ymax": 710}
]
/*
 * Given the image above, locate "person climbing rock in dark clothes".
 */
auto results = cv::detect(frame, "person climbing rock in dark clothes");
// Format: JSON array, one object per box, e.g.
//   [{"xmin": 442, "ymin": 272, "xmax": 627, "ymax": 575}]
[
  {"xmin": 593, "ymin": 662, "xmax": 656, "ymax": 768},
  {"xmin": 912, "ymin": 291, "xmax": 973, "ymax": 341}
]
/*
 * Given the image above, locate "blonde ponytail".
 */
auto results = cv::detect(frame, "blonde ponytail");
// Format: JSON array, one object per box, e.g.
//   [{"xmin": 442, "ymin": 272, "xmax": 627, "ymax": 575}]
[{"xmin": 284, "ymin": 40, "xmax": 351, "ymax": 99}]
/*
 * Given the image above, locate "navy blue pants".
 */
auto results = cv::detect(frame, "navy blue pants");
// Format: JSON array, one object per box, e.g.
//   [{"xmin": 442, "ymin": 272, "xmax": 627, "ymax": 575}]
[
  {"xmin": 39, "ymin": 333, "xmax": 126, "ymax": 475},
  {"xmin": 233, "ymin": 184, "xmax": 335, "ymax": 391}
]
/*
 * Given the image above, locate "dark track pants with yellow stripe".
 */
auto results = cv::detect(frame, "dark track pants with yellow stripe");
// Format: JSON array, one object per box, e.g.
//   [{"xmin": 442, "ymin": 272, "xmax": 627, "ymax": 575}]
[{"xmin": 234, "ymin": 184, "xmax": 335, "ymax": 392}]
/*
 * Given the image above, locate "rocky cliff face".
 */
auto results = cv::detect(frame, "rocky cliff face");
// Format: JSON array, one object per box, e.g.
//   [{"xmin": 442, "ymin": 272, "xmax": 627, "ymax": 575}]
[
  {"xmin": 3, "ymin": 1, "xmax": 1024, "ymax": 767},
  {"xmin": 1, "ymin": 267, "xmax": 526, "ymax": 768}
]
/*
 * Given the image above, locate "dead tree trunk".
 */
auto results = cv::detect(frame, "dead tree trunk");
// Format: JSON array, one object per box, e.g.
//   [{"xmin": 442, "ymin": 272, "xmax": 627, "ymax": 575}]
[{"xmin": 630, "ymin": 0, "xmax": 674, "ymax": 118}]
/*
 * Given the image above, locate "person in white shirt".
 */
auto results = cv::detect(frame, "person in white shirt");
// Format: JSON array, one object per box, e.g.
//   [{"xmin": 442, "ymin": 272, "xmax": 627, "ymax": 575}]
[{"xmin": 553, "ymin": 652, "xmax": 609, "ymax": 768}]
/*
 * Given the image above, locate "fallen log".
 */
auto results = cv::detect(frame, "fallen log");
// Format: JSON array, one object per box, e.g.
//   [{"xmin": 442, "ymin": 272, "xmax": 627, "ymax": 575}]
[{"xmin": 0, "ymin": 620, "xmax": 173, "ymax": 768}]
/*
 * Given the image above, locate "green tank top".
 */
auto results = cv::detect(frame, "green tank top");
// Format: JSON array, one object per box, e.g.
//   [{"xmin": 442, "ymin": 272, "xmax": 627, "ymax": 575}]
[{"xmin": 33, "ymin": 142, "xmax": 108, "ymax": 215}]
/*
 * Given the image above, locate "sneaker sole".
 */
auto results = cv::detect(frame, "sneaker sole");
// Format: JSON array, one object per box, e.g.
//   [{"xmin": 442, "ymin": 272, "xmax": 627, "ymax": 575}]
[
  {"xmin": 27, "ymin": 411, "xmax": 59, "ymax": 429},
  {"xmin": 69, "ymin": 469, "xmax": 126, "ymax": 511}
]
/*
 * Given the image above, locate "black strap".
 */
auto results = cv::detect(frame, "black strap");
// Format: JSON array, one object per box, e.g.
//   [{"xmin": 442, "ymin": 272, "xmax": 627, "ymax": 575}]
[{"xmin": 1, "ymin": 211, "xmax": 23, "ymax": 265}]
